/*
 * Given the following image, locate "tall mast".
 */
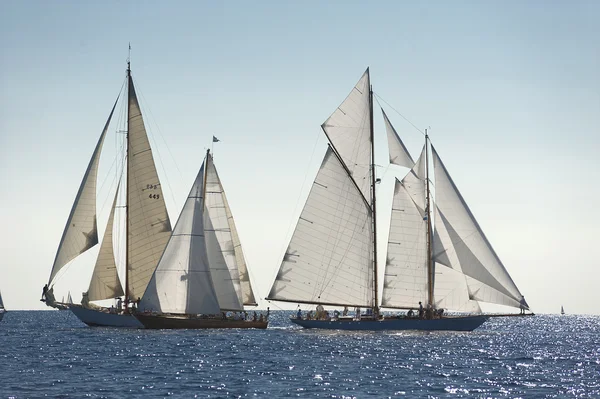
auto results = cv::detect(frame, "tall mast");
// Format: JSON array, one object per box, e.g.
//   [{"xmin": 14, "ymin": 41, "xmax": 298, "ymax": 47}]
[
  {"xmin": 203, "ymin": 149, "xmax": 210, "ymax": 214},
  {"xmin": 125, "ymin": 57, "xmax": 131, "ymax": 309},
  {"xmin": 425, "ymin": 130, "xmax": 434, "ymax": 307},
  {"xmin": 368, "ymin": 71, "xmax": 379, "ymax": 316}
]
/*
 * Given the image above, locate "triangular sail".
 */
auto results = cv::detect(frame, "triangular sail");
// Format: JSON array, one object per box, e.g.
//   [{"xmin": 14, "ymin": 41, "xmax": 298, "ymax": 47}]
[
  {"xmin": 67, "ymin": 292, "xmax": 73, "ymax": 304},
  {"xmin": 87, "ymin": 184, "xmax": 125, "ymax": 301},
  {"xmin": 140, "ymin": 162, "xmax": 221, "ymax": 315},
  {"xmin": 268, "ymin": 146, "xmax": 374, "ymax": 307},
  {"xmin": 205, "ymin": 154, "xmax": 256, "ymax": 306},
  {"xmin": 381, "ymin": 149, "xmax": 428, "ymax": 308},
  {"xmin": 48, "ymin": 97, "xmax": 119, "ymax": 285},
  {"xmin": 382, "ymin": 109, "xmax": 415, "ymax": 168},
  {"xmin": 431, "ymin": 146, "xmax": 524, "ymax": 309},
  {"xmin": 321, "ymin": 69, "xmax": 372, "ymax": 200},
  {"xmin": 126, "ymin": 75, "xmax": 172, "ymax": 301}
]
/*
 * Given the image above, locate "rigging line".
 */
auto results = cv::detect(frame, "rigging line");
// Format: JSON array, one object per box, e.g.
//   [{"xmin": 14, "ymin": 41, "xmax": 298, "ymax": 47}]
[{"xmin": 374, "ymin": 93, "xmax": 426, "ymax": 137}]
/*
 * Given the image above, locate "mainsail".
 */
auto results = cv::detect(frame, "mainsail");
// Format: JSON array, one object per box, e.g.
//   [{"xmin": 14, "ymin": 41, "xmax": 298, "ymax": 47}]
[
  {"xmin": 140, "ymin": 162, "xmax": 221, "ymax": 315},
  {"xmin": 48, "ymin": 98, "xmax": 119, "ymax": 285},
  {"xmin": 87, "ymin": 185, "xmax": 125, "ymax": 301},
  {"xmin": 204, "ymin": 154, "xmax": 244, "ymax": 310},
  {"xmin": 268, "ymin": 146, "xmax": 374, "ymax": 307},
  {"xmin": 431, "ymin": 145, "xmax": 525, "ymax": 309},
  {"xmin": 126, "ymin": 76, "xmax": 172, "ymax": 301}
]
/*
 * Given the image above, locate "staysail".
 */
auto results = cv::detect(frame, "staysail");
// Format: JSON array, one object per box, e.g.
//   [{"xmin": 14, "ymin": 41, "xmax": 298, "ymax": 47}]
[
  {"xmin": 204, "ymin": 154, "xmax": 244, "ymax": 310},
  {"xmin": 382, "ymin": 109, "xmax": 414, "ymax": 168},
  {"xmin": 87, "ymin": 185, "xmax": 125, "ymax": 301},
  {"xmin": 381, "ymin": 148, "xmax": 428, "ymax": 309},
  {"xmin": 140, "ymin": 162, "xmax": 221, "ymax": 315},
  {"xmin": 321, "ymin": 69, "xmax": 372, "ymax": 200},
  {"xmin": 48, "ymin": 97, "xmax": 119, "ymax": 285},
  {"xmin": 126, "ymin": 75, "xmax": 172, "ymax": 301},
  {"xmin": 431, "ymin": 145, "xmax": 525, "ymax": 309},
  {"xmin": 268, "ymin": 146, "xmax": 374, "ymax": 307}
]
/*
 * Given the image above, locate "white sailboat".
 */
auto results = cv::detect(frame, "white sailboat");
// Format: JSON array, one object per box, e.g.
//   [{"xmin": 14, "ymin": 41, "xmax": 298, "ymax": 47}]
[
  {"xmin": 134, "ymin": 150, "xmax": 266, "ymax": 329},
  {"xmin": 267, "ymin": 68, "xmax": 530, "ymax": 331},
  {"xmin": 561, "ymin": 305, "xmax": 565, "ymax": 315},
  {"xmin": 45, "ymin": 59, "xmax": 172, "ymax": 328}
]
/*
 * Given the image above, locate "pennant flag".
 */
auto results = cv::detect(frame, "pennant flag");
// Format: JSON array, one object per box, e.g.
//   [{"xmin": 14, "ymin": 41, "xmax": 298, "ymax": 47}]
[{"xmin": 212, "ymin": 136, "xmax": 220, "ymax": 143}]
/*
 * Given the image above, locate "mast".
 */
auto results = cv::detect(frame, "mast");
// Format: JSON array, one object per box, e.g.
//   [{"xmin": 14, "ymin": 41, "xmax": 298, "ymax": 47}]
[
  {"xmin": 368, "ymin": 72, "xmax": 379, "ymax": 316},
  {"xmin": 203, "ymin": 149, "xmax": 210, "ymax": 216},
  {"xmin": 125, "ymin": 58, "xmax": 131, "ymax": 309},
  {"xmin": 425, "ymin": 130, "xmax": 433, "ymax": 308}
]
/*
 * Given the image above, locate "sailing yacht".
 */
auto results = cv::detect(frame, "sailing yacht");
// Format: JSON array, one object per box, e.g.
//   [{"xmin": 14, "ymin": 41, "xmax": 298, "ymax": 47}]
[
  {"xmin": 134, "ymin": 150, "xmax": 267, "ymax": 329},
  {"xmin": 45, "ymin": 60, "xmax": 172, "ymax": 328},
  {"xmin": 266, "ymin": 68, "xmax": 530, "ymax": 331},
  {"xmin": 561, "ymin": 306, "xmax": 565, "ymax": 315}
]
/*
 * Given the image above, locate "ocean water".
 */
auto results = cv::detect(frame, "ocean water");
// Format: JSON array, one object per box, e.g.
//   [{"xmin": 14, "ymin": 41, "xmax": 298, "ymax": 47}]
[{"xmin": 0, "ymin": 311, "xmax": 598, "ymax": 398}]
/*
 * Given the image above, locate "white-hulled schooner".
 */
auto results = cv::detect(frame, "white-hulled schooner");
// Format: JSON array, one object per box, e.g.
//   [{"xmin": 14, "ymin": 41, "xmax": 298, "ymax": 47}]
[
  {"xmin": 134, "ymin": 149, "xmax": 267, "ymax": 329},
  {"xmin": 44, "ymin": 60, "xmax": 172, "ymax": 328},
  {"xmin": 266, "ymin": 68, "xmax": 531, "ymax": 331}
]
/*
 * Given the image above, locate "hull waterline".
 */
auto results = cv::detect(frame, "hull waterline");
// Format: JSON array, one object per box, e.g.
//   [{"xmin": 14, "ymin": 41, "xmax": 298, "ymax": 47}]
[
  {"xmin": 291, "ymin": 315, "xmax": 489, "ymax": 331},
  {"xmin": 69, "ymin": 305, "xmax": 143, "ymax": 328},
  {"xmin": 135, "ymin": 313, "xmax": 268, "ymax": 330}
]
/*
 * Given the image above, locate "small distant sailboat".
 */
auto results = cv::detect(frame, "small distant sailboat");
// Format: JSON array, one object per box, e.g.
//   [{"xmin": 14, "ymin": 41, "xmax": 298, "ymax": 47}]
[
  {"xmin": 44, "ymin": 58, "xmax": 172, "ymax": 328},
  {"xmin": 561, "ymin": 305, "xmax": 565, "ymax": 315},
  {"xmin": 0, "ymin": 288, "xmax": 6, "ymax": 322},
  {"xmin": 266, "ymin": 68, "xmax": 530, "ymax": 331},
  {"xmin": 134, "ymin": 150, "xmax": 267, "ymax": 329}
]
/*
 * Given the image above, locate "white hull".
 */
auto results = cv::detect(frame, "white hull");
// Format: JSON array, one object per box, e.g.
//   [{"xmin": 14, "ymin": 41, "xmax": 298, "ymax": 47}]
[{"xmin": 69, "ymin": 305, "xmax": 143, "ymax": 328}]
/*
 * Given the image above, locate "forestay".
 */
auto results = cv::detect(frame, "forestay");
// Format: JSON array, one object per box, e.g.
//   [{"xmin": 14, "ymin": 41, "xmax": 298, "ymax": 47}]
[
  {"xmin": 268, "ymin": 147, "xmax": 374, "ymax": 307},
  {"xmin": 48, "ymin": 98, "xmax": 119, "ymax": 285},
  {"xmin": 381, "ymin": 150, "xmax": 428, "ymax": 309},
  {"xmin": 321, "ymin": 69, "xmax": 372, "ymax": 200},
  {"xmin": 87, "ymin": 185, "xmax": 125, "ymax": 301},
  {"xmin": 382, "ymin": 109, "xmax": 414, "ymax": 168},
  {"xmin": 126, "ymin": 76, "xmax": 172, "ymax": 301},
  {"xmin": 140, "ymin": 163, "xmax": 221, "ymax": 315},
  {"xmin": 431, "ymin": 146, "xmax": 524, "ymax": 309}
]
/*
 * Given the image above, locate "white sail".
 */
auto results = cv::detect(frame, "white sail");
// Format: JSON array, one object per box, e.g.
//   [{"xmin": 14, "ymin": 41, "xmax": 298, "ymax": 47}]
[
  {"xmin": 223, "ymin": 186, "xmax": 257, "ymax": 306},
  {"xmin": 48, "ymin": 98, "xmax": 119, "ymax": 285},
  {"xmin": 204, "ymin": 210, "xmax": 243, "ymax": 311},
  {"xmin": 431, "ymin": 146, "xmax": 524, "ymax": 309},
  {"xmin": 67, "ymin": 292, "xmax": 73, "ymax": 304},
  {"xmin": 382, "ymin": 109, "xmax": 414, "ymax": 168},
  {"xmin": 433, "ymin": 264, "xmax": 482, "ymax": 313},
  {"xmin": 204, "ymin": 154, "xmax": 252, "ymax": 308},
  {"xmin": 140, "ymin": 163, "xmax": 221, "ymax": 315},
  {"xmin": 126, "ymin": 76, "xmax": 172, "ymax": 301},
  {"xmin": 87, "ymin": 185, "xmax": 125, "ymax": 301},
  {"xmin": 268, "ymin": 146, "xmax": 374, "ymax": 307},
  {"xmin": 381, "ymin": 178, "xmax": 428, "ymax": 309},
  {"xmin": 321, "ymin": 69, "xmax": 372, "ymax": 200}
]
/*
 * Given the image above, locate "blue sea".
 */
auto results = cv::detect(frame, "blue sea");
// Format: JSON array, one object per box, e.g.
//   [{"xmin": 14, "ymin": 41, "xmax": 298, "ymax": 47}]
[{"xmin": 0, "ymin": 311, "xmax": 598, "ymax": 398}]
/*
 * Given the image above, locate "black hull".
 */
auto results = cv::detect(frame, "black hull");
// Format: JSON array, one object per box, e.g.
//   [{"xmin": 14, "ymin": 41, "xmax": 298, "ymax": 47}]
[{"xmin": 134, "ymin": 313, "xmax": 268, "ymax": 330}]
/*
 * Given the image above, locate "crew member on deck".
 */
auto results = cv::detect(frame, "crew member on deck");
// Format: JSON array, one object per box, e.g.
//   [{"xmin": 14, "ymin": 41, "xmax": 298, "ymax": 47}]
[
  {"xmin": 519, "ymin": 295, "xmax": 527, "ymax": 314},
  {"xmin": 41, "ymin": 284, "xmax": 49, "ymax": 301},
  {"xmin": 418, "ymin": 302, "xmax": 424, "ymax": 319}
]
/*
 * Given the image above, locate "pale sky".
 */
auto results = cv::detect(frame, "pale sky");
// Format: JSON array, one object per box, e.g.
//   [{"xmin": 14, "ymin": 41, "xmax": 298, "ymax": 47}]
[{"xmin": 1, "ymin": 1, "xmax": 598, "ymax": 314}]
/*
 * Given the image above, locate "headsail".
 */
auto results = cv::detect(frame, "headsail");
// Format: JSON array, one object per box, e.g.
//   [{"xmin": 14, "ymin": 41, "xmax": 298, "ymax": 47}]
[
  {"xmin": 204, "ymin": 154, "xmax": 246, "ymax": 310},
  {"xmin": 268, "ymin": 146, "xmax": 374, "ymax": 308},
  {"xmin": 381, "ymin": 148, "xmax": 428, "ymax": 309},
  {"xmin": 87, "ymin": 184, "xmax": 125, "ymax": 301},
  {"xmin": 382, "ymin": 109, "xmax": 414, "ymax": 168},
  {"xmin": 431, "ymin": 145, "xmax": 525, "ymax": 309},
  {"xmin": 140, "ymin": 162, "xmax": 221, "ymax": 315},
  {"xmin": 321, "ymin": 69, "xmax": 372, "ymax": 200},
  {"xmin": 126, "ymin": 75, "xmax": 172, "ymax": 301},
  {"xmin": 48, "ymin": 97, "xmax": 119, "ymax": 285}
]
